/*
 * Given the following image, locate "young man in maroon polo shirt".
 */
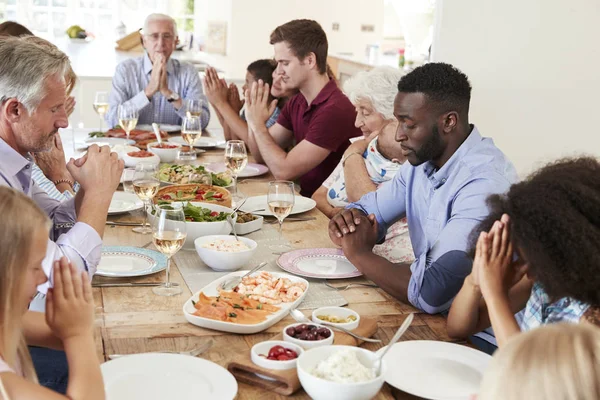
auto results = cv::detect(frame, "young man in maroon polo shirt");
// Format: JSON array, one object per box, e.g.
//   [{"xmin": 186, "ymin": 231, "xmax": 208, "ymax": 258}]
[{"xmin": 245, "ymin": 19, "xmax": 361, "ymax": 197}]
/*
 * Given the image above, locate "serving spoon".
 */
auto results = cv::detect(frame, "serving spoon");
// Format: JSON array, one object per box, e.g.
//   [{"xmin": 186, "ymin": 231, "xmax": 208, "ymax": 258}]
[
  {"xmin": 373, "ymin": 313, "xmax": 414, "ymax": 376},
  {"xmin": 152, "ymin": 123, "xmax": 162, "ymax": 145}
]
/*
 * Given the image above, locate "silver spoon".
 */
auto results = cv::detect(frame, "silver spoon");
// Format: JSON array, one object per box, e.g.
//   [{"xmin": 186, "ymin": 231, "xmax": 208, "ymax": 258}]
[
  {"xmin": 227, "ymin": 194, "xmax": 248, "ymax": 241},
  {"xmin": 290, "ymin": 308, "xmax": 382, "ymax": 343},
  {"xmin": 374, "ymin": 313, "xmax": 414, "ymax": 377}
]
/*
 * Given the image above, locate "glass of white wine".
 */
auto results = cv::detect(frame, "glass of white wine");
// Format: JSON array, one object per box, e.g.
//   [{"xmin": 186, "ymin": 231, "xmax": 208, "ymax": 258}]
[
  {"xmin": 267, "ymin": 180, "xmax": 295, "ymax": 252},
  {"xmin": 132, "ymin": 163, "xmax": 160, "ymax": 234},
  {"xmin": 118, "ymin": 104, "xmax": 138, "ymax": 142},
  {"xmin": 224, "ymin": 140, "xmax": 248, "ymax": 194},
  {"xmin": 185, "ymin": 99, "xmax": 203, "ymax": 118},
  {"xmin": 93, "ymin": 91, "xmax": 109, "ymax": 132},
  {"xmin": 152, "ymin": 203, "xmax": 186, "ymax": 297},
  {"xmin": 178, "ymin": 116, "xmax": 201, "ymax": 161}
]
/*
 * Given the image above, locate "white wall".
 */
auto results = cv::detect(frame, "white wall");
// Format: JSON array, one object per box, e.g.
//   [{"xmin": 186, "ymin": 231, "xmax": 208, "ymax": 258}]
[{"xmin": 432, "ymin": 0, "xmax": 600, "ymax": 176}]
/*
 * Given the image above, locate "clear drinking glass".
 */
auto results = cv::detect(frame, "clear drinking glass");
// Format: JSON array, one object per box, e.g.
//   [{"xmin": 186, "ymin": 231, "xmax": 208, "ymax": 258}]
[
  {"xmin": 224, "ymin": 140, "xmax": 248, "ymax": 194},
  {"xmin": 185, "ymin": 99, "xmax": 203, "ymax": 118},
  {"xmin": 93, "ymin": 91, "xmax": 109, "ymax": 132},
  {"xmin": 122, "ymin": 168, "xmax": 136, "ymax": 193},
  {"xmin": 267, "ymin": 180, "xmax": 295, "ymax": 252},
  {"xmin": 178, "ymin": 116, "xmax": 202, "ymax": 161},
  {"xmin": 152, "ymin": 203, "xmax": 186, "ymax": 297},
  {"xmin": 132, "ymin": 163, "xmax": 160, "ymax": 234},
  {"xmin": 118, "ymin": 104, "xmax": 138, "ymax": 142}
]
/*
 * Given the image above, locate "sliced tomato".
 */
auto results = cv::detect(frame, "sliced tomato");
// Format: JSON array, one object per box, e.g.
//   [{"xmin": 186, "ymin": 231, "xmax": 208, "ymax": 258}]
[
  {"xmin": 196, "ymin": 189, "xmax": 206, "ymax": 195},
  {"xmin": 194, "ymin": 194, "xmax": 204, "ymax": 199},
  {"xmin": 212, "ymin": 193, "xmax": 223, "ymax": 199},
  {"xmin": 160, "ymin": 195, "xmax": 171, "ymax": 200},
  {"xmin": 210, "ymin": 211, "xmax": 219, "ymax": 217}
]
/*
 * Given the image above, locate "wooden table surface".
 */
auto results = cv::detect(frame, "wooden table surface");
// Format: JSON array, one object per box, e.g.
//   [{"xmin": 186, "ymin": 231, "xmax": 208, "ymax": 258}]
[{"xmin": 94, "ymin": 148, "xmax": 460, "ymax": 400}]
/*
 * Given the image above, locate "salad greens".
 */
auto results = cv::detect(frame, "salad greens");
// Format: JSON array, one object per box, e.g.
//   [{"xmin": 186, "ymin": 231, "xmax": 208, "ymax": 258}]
[
  {"xmin": 158, "ymin": 163, "xmax": 233, "ymax": 187},
  {"xmin": 154, "ymin": 202, "xmax": 228, "ymax": 222}
]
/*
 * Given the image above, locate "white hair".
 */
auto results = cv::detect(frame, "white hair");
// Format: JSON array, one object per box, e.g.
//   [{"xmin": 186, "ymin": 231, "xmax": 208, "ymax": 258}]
[
  {"xmin": 143, "ymin": 13, "xmax": 177, "ymax": 35},
  {"xmin": 0, "ymin": 36, "xmax": 69, "ymax": 113},
  {"xmin": 343, "ymin": 66, "xmax": 404, "ymax": 121}
]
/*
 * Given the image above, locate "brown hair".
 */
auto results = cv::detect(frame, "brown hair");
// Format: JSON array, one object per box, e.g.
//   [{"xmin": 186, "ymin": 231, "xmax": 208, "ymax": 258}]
[
  {"xmin": 269, "ymin": 19, "xmax": 328, "ymax": 75},
  {"xmin": 0, "ymin": 21, "xmax": 33, "ymax": 37}
]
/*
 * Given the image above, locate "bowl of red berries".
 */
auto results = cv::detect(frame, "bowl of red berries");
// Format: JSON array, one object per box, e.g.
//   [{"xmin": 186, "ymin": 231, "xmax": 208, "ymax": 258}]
[
  {"xmin": 283, "ymin": 323, "xmax": 334, "ymax": 350},
  {"xmin": 251, "ymin": 340, "xmax": 303, "ymax": 370}
]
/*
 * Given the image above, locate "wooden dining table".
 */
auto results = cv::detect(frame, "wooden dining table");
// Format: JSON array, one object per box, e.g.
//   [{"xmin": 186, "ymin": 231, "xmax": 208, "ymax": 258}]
[{"xmin": 92, "ymin": 146, "xmax": 462, "ymax": 400}]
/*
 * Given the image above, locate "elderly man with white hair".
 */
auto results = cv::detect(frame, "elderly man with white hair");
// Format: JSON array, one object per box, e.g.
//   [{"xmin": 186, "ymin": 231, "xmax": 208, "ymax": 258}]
[{"xmin": 106, "ymin": 13, "xmax": 210, "ymax": 129}]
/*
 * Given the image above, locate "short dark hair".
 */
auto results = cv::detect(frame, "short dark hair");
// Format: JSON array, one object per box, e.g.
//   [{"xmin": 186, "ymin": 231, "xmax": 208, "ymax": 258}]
[
  {"xmin": 0, "ymin": 21, "xmax": 33, "ymax": 37},
  {"xmin": 269, "ymin": 19, "xmax": 328, "ymax": 74},
  {"xmin": 246, "ymin": 59, "xmax": 276, "ymax": 87},
  {"xmin": 471, "ymin": 157, "xmax": 600, "ymax": 306},
  {"xmin": 397, "ymin": 62, "xmax": 472, "ymax": 116}
]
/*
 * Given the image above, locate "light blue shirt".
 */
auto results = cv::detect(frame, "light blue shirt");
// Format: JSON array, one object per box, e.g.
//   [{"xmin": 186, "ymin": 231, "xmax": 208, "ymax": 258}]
[
  {"xmin": 350, "ymin": 126, "xmax": 518, "ymax": 313},
  {"xmin": 240, "ymin": 106, "xmax": 281, "ymax": 128},
  {"xmin": 107, "ymin": 53, "xmax": 210, "ymax": 129},
  {"xmin": 31, "ymin": 164, "xmax": 75, "ymax": 201}
]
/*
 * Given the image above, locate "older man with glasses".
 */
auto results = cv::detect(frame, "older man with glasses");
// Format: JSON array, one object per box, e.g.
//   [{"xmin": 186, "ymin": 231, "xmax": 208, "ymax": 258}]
[{"xmin": 106, "ymin": 13, "xmax": 210, "ymax": 129}]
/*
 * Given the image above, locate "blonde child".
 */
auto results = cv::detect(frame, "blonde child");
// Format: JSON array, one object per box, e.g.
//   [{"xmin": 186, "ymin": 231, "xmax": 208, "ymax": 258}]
[
  {"xmin": 0, "ymin": 187, "xmax": 104, "ymax": 399},
  {"xmin": 478, "ymin": 323, "xmax": 600, "ymax": 400}
]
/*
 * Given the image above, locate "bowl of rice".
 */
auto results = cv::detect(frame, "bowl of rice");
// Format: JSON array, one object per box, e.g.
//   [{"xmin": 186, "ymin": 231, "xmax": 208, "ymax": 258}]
[
  {"xmin": 194, "ymin": 235, "xmax": 257, "ymax": 271},
  {"xmin": 297, "ymin": 345, "xmax": 386, "ymax": 400}
]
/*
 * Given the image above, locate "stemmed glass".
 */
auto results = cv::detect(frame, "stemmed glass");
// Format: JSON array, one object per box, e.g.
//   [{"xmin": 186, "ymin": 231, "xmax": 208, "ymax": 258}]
[
  {"xmin": 179, "ymin": 116, "xmax": 202, "ymax": 161},
  {"xmin": 267, "ymin": 181, "xmax": 295, "ymax": 252},
  {"xmin": 224, "ymin": 140, "xmax": 248, "ymax": 194},
  {"xmin": 93, "ymin": 91, "xmax": 109, "ymax": 131},
  {"xmin": 186, "ymin": 99, "xmax": 203, "ymax": 118},
  {"xmin": 152, "ymin": 203, "xmax": 186, "ymax": 297},
  {"xmin": 118, "ymin": 104, "xmax": 138, "ymax": 142},
  {"xmin": 132, "ymin": 164, "xmax": 160, "ymax": 234}
]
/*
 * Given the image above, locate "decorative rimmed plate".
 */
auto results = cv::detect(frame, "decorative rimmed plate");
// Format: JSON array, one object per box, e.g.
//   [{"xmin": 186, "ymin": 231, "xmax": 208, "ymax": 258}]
[
  {"xmin": 276, "ymin": 248, "xmax": 362, "ymax": 279},
  {"xmin": 205, "ymin": 162, "xmax": 269, "ymax": 178},
  {"xmin": 136, "ymin": 123, "xmax": 181, "ymax": 133},
  {"xmin": 96, "ymin": 246, "xmax": 167, "ymax": 277},
  {"xmin": 169, "ymin": 136, "xmax": 226, "ymax": 148},
  {"xmin": 108, "ymin": 192, "xmax": 144, "ymax": 215},
  {"xmin": 375, "ymin": 341, "xmax": 492, "ymax": 400},
  {"xmin": 84, "ymin": 137, "xmax": 135, "ymax": 147},
  {"xmin": 101, "ymin": 353, "xmax": 237, "ymax": 400},
  {"xmin": 240, "ymin": 195, "xmax": 316, "ymax": 216},
  {"xmin": 183, "ymin": 270, "xmax": 309, "ymax": 334}
]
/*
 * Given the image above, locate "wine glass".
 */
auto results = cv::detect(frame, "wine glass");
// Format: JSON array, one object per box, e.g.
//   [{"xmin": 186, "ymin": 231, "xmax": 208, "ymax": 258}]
[
  {"xmin": 132, "ymin": 164, "xmax": 160, "ymax": 234},
  {"xmin": 186, "ymin": 99, "xmax": 203, "ymax": 118},
  {"xmin": 179, "ymin": 116, "xmax": 201, "ymax": 161},
  {"xmin": 118, "ymin": 104, "xmax": 138, "ymax": 142},
  {"xmin": 152, "ymin": 203, "xmax": 186, "ymax": 296},
  {"xmin": 93, "ymin": 91, "xmax": 109, "ymax": 132},
  {"xmin": 122, "ymin": 168, "xmax": 136, "ymax": 193},
  {"xmin": 267, "ymin": 181, "xmax": 295, "ymax": 252},
  {"xmin": 224, "ymin": 140, "xmax": 248, "ymax": 194}
]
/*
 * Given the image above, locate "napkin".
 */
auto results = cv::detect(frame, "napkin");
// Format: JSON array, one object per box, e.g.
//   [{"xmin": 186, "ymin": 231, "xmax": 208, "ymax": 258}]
[{"xmin": 227, "ymin": 317, "xmax": 378, "ymax": 396}]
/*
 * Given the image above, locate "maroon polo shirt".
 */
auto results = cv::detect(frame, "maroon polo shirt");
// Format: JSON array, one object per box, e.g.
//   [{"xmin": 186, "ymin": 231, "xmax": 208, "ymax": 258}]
[{"xmin": 277, "ymin": 79, "xmax": 361, "ymax": 197}]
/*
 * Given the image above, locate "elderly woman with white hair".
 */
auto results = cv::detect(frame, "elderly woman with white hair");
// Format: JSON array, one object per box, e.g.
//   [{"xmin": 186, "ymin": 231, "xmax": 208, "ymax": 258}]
[
  {"xmin": 106, "ymin": 13, "xmax": 210, "ymax": 129},
  {"xmin": 313, "ymin": 66, "xmax": 413, "ymax": 263}
]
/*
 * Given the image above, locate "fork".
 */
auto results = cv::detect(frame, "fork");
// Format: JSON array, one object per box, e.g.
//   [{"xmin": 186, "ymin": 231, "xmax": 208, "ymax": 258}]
[
  {"xmin": 323, "ymin": 280, "xmax": 379, "ymax": 291},
  {"xmin": 108, "ymin": 339, "xmax": 214, "ymax": 360}
]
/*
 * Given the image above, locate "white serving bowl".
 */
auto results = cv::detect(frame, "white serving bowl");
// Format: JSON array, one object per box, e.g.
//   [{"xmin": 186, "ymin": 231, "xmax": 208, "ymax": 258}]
[
  {"xmin": 311, "ymin": 307, "xmax": 361, "ymax": 330},
  {"xmin": 250, "ymin": 340, "xmax": 304, "ymax": 371},
  {"xmin": 149, "ymin": 202, "xmax": 234, "ymax": 250},
  {"xmin": 234, "ymin": 215, "xmax": 264, "ymax": 235},
  {"xmin": 194, "ymin": 235, "xmax": 257, "ymax": 271},
  {"xmin": 122, "ymin": 150, "xmax": 160, "ymax": 168},
  {"xmin": 297, "ymin": 345, "xmax": 386, "ymax": 400},
  {"xmin": 147, "ymin": 141, "xmax": 182, "ymax": 163},
  {"xmin": 282, "ymin": 323, "xmax": 334, "ymax": 350}
]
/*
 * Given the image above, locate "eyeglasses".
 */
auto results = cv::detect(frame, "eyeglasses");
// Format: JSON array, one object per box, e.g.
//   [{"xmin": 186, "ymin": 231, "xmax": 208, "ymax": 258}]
[{"xmin": 144, "ymin": 33, "xmax": 175, "ymax": 42}]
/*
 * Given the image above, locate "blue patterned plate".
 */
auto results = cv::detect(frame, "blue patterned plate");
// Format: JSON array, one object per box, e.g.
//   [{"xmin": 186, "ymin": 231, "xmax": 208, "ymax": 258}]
[{"xmin": 96, "ymin": 246, "xmax": 167, "ymax": 278}]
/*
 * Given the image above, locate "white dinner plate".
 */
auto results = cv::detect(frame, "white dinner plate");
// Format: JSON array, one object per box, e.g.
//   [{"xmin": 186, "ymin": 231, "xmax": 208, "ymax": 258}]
[
  {"xmin": 108, "ymin": 192, "xmax": 144, "ymax": 215},
  {"xmin": 376, "ymin": 341, "xmax": 492, "ymax": 400},
  {"xmin": 205, "ymin": 162, "xmax": 269, "ymax": 178},
  {"xmin": 136, "ymin": 123, "xmax": 181, "ymax": 133},
  {"xmin": 96, "ymin": 246, "xmax": 167, "ymax": 277},
  {"xmin": 169, "ymin": 136, "xmax": 226, "ymax": 148},
  {"xmin": 239, "ymin": 195, "xmax": 316, "ymax": 216},
  {"xmin": 85, "ymin": 137, "xmax": 135, "ymax": 147},
  {"xmin": 101, "ymin": 353, "xmax": 237, "ymax": 400},
  {"xmin": 277, "ymin": 248, "xmax": 361, "ymax": 279},
  {"xmin": 183, "ymin": 270, "xmax": 309, "ymax": 334}
]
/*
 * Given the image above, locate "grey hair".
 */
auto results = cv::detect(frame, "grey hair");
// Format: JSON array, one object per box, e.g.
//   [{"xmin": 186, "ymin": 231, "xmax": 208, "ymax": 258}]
[
  {"xmin": 0, "ymin": 36, "xmax": 69, "ymax": 113},
  {"xmin": 343, "ymin": 66, "xmax": 404, "ymax": 120},
  {"xmin": 143, "ymin": 13, "xmax": 178, "ymax": 35}
]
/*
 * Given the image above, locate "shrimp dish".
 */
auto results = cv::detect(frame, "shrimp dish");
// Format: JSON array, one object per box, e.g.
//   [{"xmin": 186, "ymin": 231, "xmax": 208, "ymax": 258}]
[{"xmin": 233, "ymin": 271, "xmax": 307, "ymax": 305}]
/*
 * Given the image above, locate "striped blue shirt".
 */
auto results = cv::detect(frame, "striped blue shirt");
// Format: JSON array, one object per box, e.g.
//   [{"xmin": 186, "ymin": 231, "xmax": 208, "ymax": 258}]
[
  {"xmin": 240, "ymin": 107, "xmax": 280, "ymax": 128},
  {"xmin": 106, "ymin": 52, "xmax": 210, "ymax": 129},
  {"xmin": 31, "ymin": 164, "xmax": 75, "ymax": 201}
]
